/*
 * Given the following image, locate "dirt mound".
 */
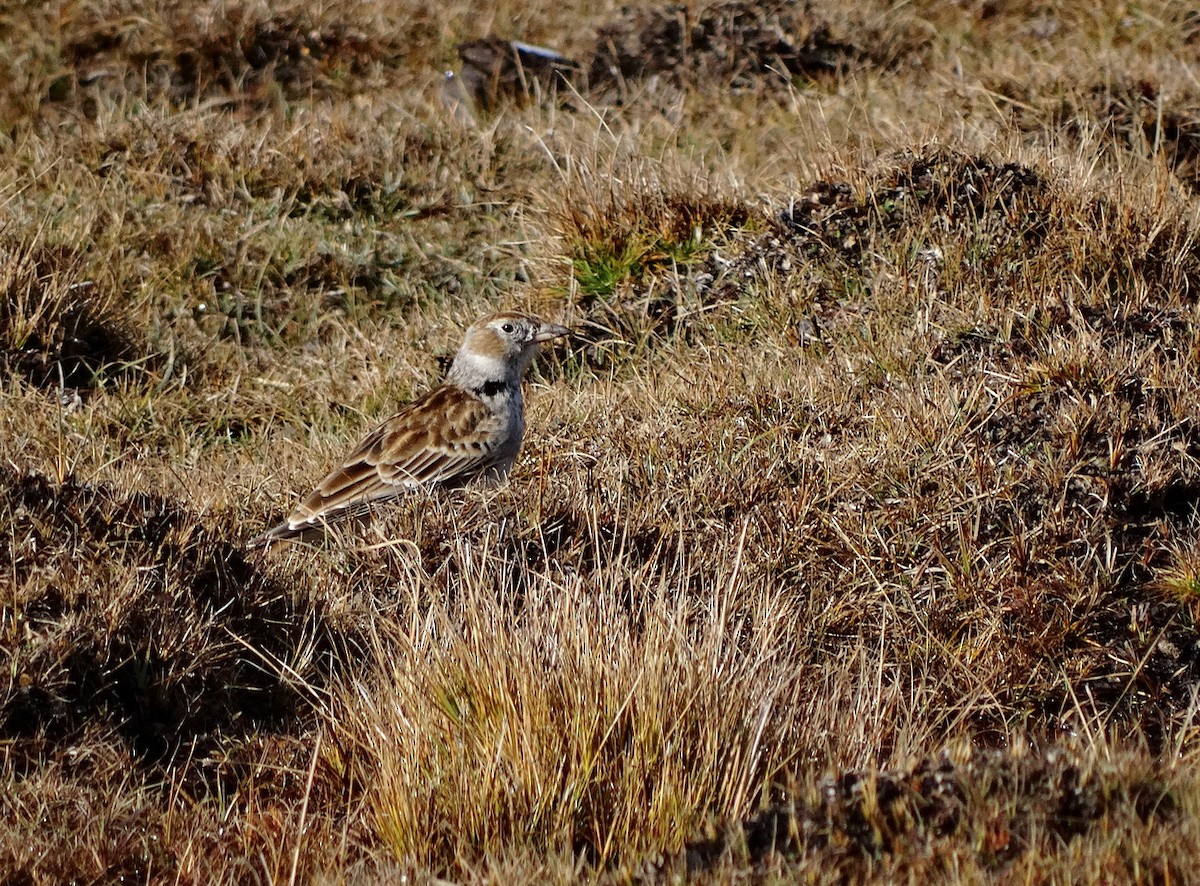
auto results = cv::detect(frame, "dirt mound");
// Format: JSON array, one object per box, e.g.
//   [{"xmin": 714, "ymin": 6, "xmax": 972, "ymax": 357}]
[
  {"xmin": 993, "ymin": 71, "xmax": 1200, "ymax": 193},
  {"xmin": 728, "ymin": 147, "xmax": 1199, "ymax": 313},
  {"xmin": 584, "ymin": 0, "xmax": 932, "ymax": 97},
  {"xmin": 451, "ymin": 0, "xmax": 930, "ymax": 113},
  {"xmin": 635, "ymin": 746, "xmax": 1178, "ymax": 880},
  {"xmin": 698, "ymin": 149, "xmax": 1200, "ymax": 743},
  {"xmin": 589, "ymin": 0, "xmax": 855, "ymax": 92},
  {"xmin": 1, "ymin": 469, "xmax": 343, "ymax": 770},
  {"xmin": 1067, "ymin": 79, "xmax": 1200, "ymax": 191},
  {"xmin": 775, "ymin": 151, "xmax": 1053, "ymax": 271},
  {"xmin": 56, "ymin": 8, "xmax": 400, "ymax": 110}
]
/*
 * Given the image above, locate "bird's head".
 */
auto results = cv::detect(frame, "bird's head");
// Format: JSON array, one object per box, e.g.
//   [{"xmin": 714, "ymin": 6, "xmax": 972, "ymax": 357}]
[{"xmin": 450, "ymin": 312, "xmax": 570, "ymax": 386}]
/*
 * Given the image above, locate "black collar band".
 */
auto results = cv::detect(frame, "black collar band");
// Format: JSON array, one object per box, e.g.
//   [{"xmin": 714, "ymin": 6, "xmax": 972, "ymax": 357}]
[{"xmin": 474, "ymin": 379, "xmax": 510, "ymax": 398}]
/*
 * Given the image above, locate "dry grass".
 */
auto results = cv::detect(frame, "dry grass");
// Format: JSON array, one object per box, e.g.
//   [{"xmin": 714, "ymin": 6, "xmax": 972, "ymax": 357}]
[{"xmin": 5, "ymin": 0, "xmax": 1200, "ymax": 882}]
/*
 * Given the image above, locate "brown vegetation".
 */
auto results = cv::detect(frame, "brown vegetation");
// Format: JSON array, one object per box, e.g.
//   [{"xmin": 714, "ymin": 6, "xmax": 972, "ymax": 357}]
[{"xmin": 4, "ymin": 0, "xmax": 1200, "ymax": 882}]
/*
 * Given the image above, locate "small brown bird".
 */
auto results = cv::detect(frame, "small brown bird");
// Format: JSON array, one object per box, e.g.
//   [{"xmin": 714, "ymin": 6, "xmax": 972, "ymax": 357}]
[{"xmin": 252, "ymin": 311, "xmax": 570, "ymax": 547}]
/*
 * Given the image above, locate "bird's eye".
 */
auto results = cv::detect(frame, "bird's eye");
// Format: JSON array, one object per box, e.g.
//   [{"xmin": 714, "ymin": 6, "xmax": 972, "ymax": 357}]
[{"xmin": 501, "ymin": 323, "xmax": 515, "ymax": 334}]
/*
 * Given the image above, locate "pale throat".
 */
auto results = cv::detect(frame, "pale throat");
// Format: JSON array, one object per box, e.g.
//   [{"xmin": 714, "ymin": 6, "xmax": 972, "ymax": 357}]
[{"xmin": 448, "ymin": 349, "xmax": 520, "ymax": 398}]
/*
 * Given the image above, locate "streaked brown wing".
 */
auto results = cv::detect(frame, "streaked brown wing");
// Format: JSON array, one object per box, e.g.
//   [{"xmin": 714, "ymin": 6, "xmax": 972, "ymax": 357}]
[{"xmin": 286, "ymin": 386, "xmax": 503, "ymax": 530}]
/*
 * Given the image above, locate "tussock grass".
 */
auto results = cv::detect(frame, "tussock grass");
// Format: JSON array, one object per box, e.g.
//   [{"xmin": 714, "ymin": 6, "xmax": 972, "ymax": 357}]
[
  {"xmin": 5, "ymin": 0, "xmax": 1200, "ymax": 882},
  {"xmin": 329, "ymin": 512, "xmax": 807, "ymax": 866}
]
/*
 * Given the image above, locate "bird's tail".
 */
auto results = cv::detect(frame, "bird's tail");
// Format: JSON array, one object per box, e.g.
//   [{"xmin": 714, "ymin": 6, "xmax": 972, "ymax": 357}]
[
  {"xmin": 247, "ymin": 506, "xmax": 375, "ymax": 552},
  {"xmin": 246, "ymin": 520, "xmax": 328, "ymax": 551}
]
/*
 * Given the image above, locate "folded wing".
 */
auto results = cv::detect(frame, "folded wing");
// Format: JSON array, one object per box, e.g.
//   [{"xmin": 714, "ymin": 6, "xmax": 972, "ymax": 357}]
[{"xmin": 283, "ymin": 386, "xmax": 504, "ymax": 534}]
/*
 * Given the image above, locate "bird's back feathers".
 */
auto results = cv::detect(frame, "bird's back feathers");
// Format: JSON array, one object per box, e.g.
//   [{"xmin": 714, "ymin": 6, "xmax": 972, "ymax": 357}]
[{"xmin": 253, "ymin": 385, "xmax": 513, "ymax": 545}]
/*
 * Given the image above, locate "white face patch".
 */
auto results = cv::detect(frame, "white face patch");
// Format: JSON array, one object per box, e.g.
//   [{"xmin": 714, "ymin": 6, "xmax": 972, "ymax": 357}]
[{"xmin": 464, "ymin": 349, "xmax": 508, "ymax": 378}]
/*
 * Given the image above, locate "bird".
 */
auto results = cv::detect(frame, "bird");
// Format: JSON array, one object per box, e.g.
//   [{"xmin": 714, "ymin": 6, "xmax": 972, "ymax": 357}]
[{"xmin": 251, "ymin": 311, "xmax": 570, "ymax": 547}]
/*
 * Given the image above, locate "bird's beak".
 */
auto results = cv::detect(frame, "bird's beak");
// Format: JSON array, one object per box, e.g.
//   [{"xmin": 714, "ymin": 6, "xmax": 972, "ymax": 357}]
[{"xmin": 532, "ymin": 322, "xmax": 571, "ymax": 343}]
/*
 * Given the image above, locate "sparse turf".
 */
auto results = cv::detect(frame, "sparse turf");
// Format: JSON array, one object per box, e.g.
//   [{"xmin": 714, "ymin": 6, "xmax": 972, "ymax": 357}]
[{"xmin": 4, "ymin": 0, "xmax": 1200, "ymax": 882}]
